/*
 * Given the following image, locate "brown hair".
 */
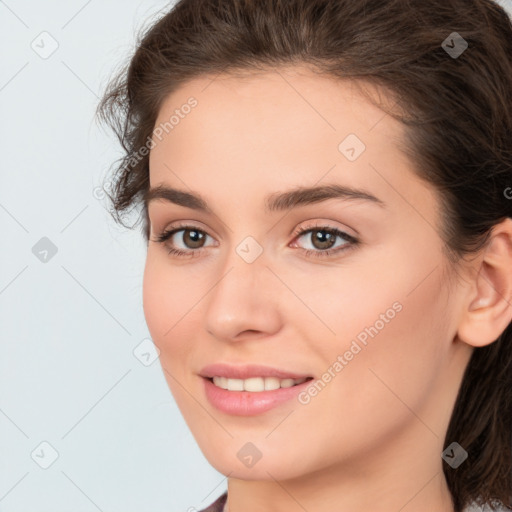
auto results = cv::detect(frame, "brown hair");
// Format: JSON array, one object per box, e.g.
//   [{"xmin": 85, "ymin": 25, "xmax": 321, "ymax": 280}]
[{"xmin": 95, "ymin": 0, "xmax": 512, "ymax": 510}]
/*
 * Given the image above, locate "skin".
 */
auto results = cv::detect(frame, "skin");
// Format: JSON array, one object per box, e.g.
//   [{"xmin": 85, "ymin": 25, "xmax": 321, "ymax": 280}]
[{"xmin": 142, "ymin": 65, "xmax": 512, "ymax": 512}]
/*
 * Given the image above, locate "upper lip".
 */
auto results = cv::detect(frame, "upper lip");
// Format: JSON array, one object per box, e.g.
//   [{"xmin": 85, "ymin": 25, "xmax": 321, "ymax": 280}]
[{"xmin": 199, "ymin": 363, "xmax": 313, "ymax": 380}]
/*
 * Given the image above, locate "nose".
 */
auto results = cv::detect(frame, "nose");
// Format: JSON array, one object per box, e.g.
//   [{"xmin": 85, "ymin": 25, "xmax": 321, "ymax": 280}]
[{"xmin": 204, "ymin": 248, "xmax": 282, "ymax": 342}]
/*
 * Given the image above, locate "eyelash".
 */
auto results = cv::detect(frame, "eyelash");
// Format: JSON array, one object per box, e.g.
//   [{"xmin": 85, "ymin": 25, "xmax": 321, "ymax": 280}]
[{"xmin": 152, "ymin": 222, "xmax": 359, "ymax": 259}]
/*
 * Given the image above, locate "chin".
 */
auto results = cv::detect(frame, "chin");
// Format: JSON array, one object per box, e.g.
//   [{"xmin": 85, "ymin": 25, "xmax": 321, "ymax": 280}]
[{"xmin": 203, "ymin": 446, "xmax": 309, "ymax": 482}]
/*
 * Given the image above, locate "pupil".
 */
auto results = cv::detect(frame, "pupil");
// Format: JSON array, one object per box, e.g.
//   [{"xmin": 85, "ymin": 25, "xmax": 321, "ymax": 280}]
[
  {"xmin": 313, "ymin": 229, "xmax": 335, "ymax": 249},
  {"xmin": 185, "ymin": 230, "xmax": 204, "ymax": 248}
]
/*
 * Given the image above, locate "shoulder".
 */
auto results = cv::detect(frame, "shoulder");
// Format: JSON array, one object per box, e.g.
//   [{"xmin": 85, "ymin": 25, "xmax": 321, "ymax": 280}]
[{"xmin": 196, "ymin": 491, "xmax": 227, "ymax": 512}]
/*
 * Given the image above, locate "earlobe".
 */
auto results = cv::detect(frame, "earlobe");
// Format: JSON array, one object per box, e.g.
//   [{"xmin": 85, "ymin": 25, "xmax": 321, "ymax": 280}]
[{"xmin": 457, "ymin": 218, "xmax": 512, "ymax": 348}]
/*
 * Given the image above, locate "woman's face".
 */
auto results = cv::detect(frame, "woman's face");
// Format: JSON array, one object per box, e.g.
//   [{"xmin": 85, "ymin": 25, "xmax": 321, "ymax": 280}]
[{"xmin": 143, "ymin": 66, "xmax": 471, "ymax": 483}]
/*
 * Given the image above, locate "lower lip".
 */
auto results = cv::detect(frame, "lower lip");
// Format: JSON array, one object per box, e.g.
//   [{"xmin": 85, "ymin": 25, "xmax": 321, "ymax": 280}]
[{"xmin": 202, "ymin": 377, "xmax": 313, "ymax": 416}]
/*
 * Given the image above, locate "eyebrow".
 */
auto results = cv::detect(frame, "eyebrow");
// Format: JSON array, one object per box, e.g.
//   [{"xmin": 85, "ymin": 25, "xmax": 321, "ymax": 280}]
[{"xmin": 144, "ymin": 183, "xmax": 386, "ymax": 213}]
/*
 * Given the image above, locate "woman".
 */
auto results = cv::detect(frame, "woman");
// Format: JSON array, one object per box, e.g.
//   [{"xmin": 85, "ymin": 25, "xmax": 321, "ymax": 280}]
[{"xmin": 96, "ymin": 0, "xmax": 512, "ymax": 511}]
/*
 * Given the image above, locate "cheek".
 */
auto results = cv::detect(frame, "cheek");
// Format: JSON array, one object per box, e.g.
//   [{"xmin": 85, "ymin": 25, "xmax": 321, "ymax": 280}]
[
  {"xmin": 294, "ymin": 239, "xmax": 449, "ymax": 387},
  {"xmin": 296, "ymin": 231, "xmax": 449, "ymax": 362},
  {"xmin": 312, "ymin": 249, "xmax": 451, "ymax": 442},
  {"xmin": 142, "ymin": 255, "xmax": 203, "ymax": 415},
  {"xmin": 142, "ymin": 255, "xmax": 170, "ymax": 342},
  {"xmin": 142, "ymin": 253, "xmax": 198, "ymax": 356}
]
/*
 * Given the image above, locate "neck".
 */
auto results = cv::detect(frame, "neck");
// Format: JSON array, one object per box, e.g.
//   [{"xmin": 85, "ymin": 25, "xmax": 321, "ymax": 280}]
[
  {"xmin": 224, "ymin": 420, "xmax": 455, "ymax": 512},
  {"xmin": 225, "ymin": 469, "xmax": 454, "ymax": 512}
]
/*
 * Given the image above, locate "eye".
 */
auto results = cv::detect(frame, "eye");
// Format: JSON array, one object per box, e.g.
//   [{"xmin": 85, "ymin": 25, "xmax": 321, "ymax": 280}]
[
  {"xmin": 151, "ymin": 223, "xmax": 216, "ymax": 258},
  {"xmin": 290, "ymin": 223, "xmax": 358, "ymax": 259},
  {"xmin": 151, "ymin": 222, "xmax": 359, "ymax": 259}
]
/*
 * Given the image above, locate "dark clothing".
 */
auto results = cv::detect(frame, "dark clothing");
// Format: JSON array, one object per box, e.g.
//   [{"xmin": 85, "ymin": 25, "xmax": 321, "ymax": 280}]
[
  {"xmin": 198, "ymin": 491, "xmax": 227, "ymax": 512},
  {"xmin": 197, "ymin": 492, "xmax": 511, "ymax": 512}
]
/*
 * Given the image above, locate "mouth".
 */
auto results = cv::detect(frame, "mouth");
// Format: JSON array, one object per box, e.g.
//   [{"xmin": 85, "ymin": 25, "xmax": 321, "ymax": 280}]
[
  {"xmin": 201, "ymin": 374, "xmax": 315, "ymax": 415},
  {"xmin": 205, "ymin": 375, "xmax": 314, "ymax": 392},
  {"xmin": 199, "ymin": 363, "xmax": 315, "ymax": 414}
]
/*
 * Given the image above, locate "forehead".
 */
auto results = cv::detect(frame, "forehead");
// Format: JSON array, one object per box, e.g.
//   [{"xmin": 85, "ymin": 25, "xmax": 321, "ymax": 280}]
[
  {"xmin": 153, "ymin": 65, "xmax": 400, "ymax": 138},
  {"xmin": 149, "ymin": 65, "xmax": 406, "ymax": 183},
  {"xmin": 146, "ymin": 66, "xmax": 443, "ymax": 245}
]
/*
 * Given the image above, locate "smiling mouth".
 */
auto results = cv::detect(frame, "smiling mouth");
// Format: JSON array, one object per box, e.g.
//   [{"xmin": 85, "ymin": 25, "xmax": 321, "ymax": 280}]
[{"xmin": 206, "ymin": 376, "xmax": 314, "ymax": 392}]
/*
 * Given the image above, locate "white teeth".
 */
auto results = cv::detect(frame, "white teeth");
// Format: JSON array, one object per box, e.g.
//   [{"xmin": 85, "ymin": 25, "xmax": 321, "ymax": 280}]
[
  {"xmin": 212, "ymin": 376, "xmax": 308, "ymax": 392},
  {"xmin": 264, "ymin": 377, "xmax": 281, "ymax": 390},
  {"xmin": 227, "ymin": 378, "xmax": 244, "ymax": 391}
]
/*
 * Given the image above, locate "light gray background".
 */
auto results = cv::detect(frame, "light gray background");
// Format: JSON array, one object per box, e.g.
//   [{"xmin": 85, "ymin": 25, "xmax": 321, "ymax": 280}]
[
  {"xmin": 1, "ymin": 1, "xmax": 511, "ymax": 511},
  {"xmin": 1, "ymin": 1, "xmax": 225, "ymax": 511}
]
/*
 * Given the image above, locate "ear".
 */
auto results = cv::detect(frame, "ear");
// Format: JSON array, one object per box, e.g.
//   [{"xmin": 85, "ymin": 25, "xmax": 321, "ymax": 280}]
[{"xmin": 457, "ymin": 217, "xmax": 512, "ymax": 348}]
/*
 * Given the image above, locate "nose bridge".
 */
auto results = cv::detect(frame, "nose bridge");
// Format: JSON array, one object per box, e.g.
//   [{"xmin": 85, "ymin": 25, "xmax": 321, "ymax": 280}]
[
  {"xmin": 211, "ymin": 239, "xmax": 268, "ymax": 307},
  {"xmin": 214, "ymin": 224, "xmax": 269, "ymax": 289},
  {"xmin": 204, "ymin": 237, "xmax": 281, "ymax": 339}
]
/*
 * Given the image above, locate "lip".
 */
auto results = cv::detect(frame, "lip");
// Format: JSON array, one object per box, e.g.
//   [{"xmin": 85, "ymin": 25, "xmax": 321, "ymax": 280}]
[
  {"xmin": 202, "ymin": 376, "xmax": 313, "ymax": 416},
  {"xmin": 199, "ymin": 363, "xmax": 312, "ymax": 380}
]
